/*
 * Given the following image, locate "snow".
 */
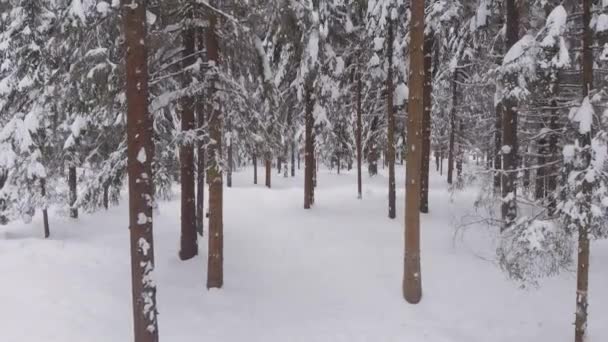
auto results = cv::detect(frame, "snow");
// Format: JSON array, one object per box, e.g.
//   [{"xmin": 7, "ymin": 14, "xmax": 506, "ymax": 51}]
[
  {"xmin": 1, "ymin": 167, "xmax": 607, "ymax": 341},
  {"xmin": 572, "ymin": 97, "xmax": 594, "ymax": 134}
]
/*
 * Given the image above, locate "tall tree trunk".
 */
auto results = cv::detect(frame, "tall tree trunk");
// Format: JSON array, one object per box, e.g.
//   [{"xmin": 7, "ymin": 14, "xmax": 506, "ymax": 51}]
[
  {"xmin": 253, "ymin": 153, "xmax": 258, "ymax": 184},
  {"xmin": 205, "ymin": 7, "xmax": 223, "ymax": 289},
  {"xmin": 68, "ymin": 165, "xmax": 78, "ymax": 218},
  {"xmin": 226, "ymin": 120, "xmax": 233, "ymax": 188},
  {"xmin": 456, "ymin": 119, "xmax": 464, "ymax": 180},
  {"xmin": 575, "ymin": 1, "xmax": 593, "ymax": 340},
  {"xmin": 387, "ymin": 18, "xmax": 396, "ymax": 219},
  {"xmin": 420, "ymin": 31, "xmax": 433, "ymax": 213},
  {"xmin": 494, "ymin": 105, "xmax": 503, "ymax": 191},
  {"xmin": 403, "ymin": 0, "xmax": 424, "ymax": 305},
  {"xmin": 291, "ymin": 142, "xmax": 296, "ymax": 177},
  {"xmin": 196, "ymin": 28, "xmax": 206, "ymax": 237},
  {"xmin": 103, "ymin": 181, "xmax": 109, "ymax": 210},
  {"xmin": 123, "ymin": 0, "xmax": 159, "ymax": 339},
  {"xmin": 41, "ymin": 178, "xmax": 50, "ymax": 238},
  {"xmin": 265, "ymin": 158, "xmax": 271, "ymax": 188},
  {"xmin": 356, "ymin": 67, "xmax": 363, "ymax": 199},
  {"xmin": 277, "ymin": 156, "xmax": 282, "ymax": 174},
  {"xmin": 447, "ymin": 70, "xmax": 457, "ymax": 185},
  {"xmin": 501, "ymin": 0, "xmax": 520, "ymax": 231},
  {"xmin": 304, "ymin": 84, "xmax": 314, "ymax": 209},
  {"xmin": 179, "ymin": 16, "xmax": 197, "ymax": 261}
]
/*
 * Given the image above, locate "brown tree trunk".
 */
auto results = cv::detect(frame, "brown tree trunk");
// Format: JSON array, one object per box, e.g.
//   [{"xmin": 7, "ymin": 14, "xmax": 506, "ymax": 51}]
[
  {"xmin": 501, "ymin": 0, "xmax": 520, "ymax": 231},
  {"xmin": 226, "ymin": 120, "xmax": 233, "ymax": 188},
  {"xmin": 205, "ymin": 7, "xmax": 223, "ymax": 289},
  {"xmin": 420, "ymin": 31, "xmax": 433, "ymax": 213},
  {"xmin": 277, "ymin": 156, "xmax": 282, "ymax": 174},
  {"xmin": 494, "ymin": 105, "xmax": 503, "ymax": 192},
  {"xmin": 304, "ymin": 84, "xmax": 314, "ymax": 209},
  {"xmin": 403, "ymin": 0, "xmax": 424, "ymax": 305},
  {"xmin": 447, "ymin": 70, "xmax": 457, "ymax": 185},
  {"xmin": 196, "ymin": 28, "xmax": 206, "ymax": 237},
  {"xmin": 253, "ymin": 153, "xmax": 258, "ymax": 184},
  {"xmin": 68, "ymin": 165, "xmax": 78, "ymax": 218},
  {"xmin": 291, "ymin": 143, "xmax": 296, "ymax": 177},
  {"xmin": 575, "ymin": 1, "xmax": 593, "ymax": 340},
  {"xmin": 103, "ymin": 181, "xmax": 109, "ymax": 210},
  {"xmin": 41, "ymin": 178, "xmax": 50, "ymax": 238},
  {"xmin": 123, "ymin": 0, "xmax": 159, "ymax": 339},
  {"xmin": 456, "ymin": 119, "xmax": 464, "ymax": 180},
  {"xmin": 356, "ymin": 68, "xmax": 363, "ymax": 199},
  {"xmin": 265, "ymin": 158, "xmax": 271, "ymax": 188},
  {"xmin": 179, "ymin": 17, "xmax": 198, "ymax": 261},
  {"xmin": 387, "ymin": 18, "xmax": 396, "ymax": 219}
]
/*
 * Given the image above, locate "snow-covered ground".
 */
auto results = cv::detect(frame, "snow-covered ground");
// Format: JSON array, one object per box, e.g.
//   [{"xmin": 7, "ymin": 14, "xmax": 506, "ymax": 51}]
[{"xmin": 0, "ymin": 165, "xmax": 606, "ymax": 342}]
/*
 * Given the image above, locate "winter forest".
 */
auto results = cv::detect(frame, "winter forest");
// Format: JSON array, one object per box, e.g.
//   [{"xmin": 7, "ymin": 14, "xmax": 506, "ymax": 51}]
[{"xmin": 1, "ymin": 0, "xmax": 608, "ymax": 341}]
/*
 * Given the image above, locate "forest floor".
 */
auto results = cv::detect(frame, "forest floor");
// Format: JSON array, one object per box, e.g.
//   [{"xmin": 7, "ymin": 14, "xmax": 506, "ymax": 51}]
[{"xmin": 0, "ymin": 165, "xmax": 607, "ymax": 342}]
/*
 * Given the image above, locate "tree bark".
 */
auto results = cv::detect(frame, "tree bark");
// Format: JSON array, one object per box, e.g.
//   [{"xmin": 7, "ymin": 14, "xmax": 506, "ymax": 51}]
[
  {"xmin": 226, "ymin": 119, "xmax": 233, "ymax": 188},
  {"xmin": 253, "ymin": 153, "xmax": 258, "ymax": 184},
  {"xmin": 123, "ymin": 0, "xmax": 159, "ymax": 338},
  {"xmin": 387, "ymin": 18, "xmax": 396, "ymax": 219},
  {"xmin": 291, "ymin": 142, "xmax": 296, "ymax": 177},
  {"xmin": 103, "ymin": 181, "xmax": 109, "ymax": 210},
  {"xmin": 575, "ymin": 1, "xmax": 593, "ymax": 340},
  {"xmin": 501, "ymin": 0, "xmax": 520, "ymax": 231},
  {"xmin": 196, "ymin": 28, "xmax": 206, "ymax": 237},
  {"xmin": 447, "ymin": 70, "xmax": 457, "ymax": 185},
  {"xmin": 179, "ymin": 16, "xmax": 197, "ymax": 261},
  {"xmin": 205, "ymin": 7, "xmax": 223, "ymax": 289},
  {"xmin": 403, "ymin": 0, "xmax": 424, "ymax": 305},
  {"xmin": 356, "ymin": 67, "xmax": 363, "ymax": 199},
  {"xmin": 265, "ymin": 158, "xmax": 271, "ymax": 188},
  {"xmin": 304, "ymin": 84, "xmax": 314, "ymax": 209},
  {"xmin": 41, "ymin": 178, "xmax": 50, "ymax": 238},
  {"xmin": 68, "ymin": 165, "xmax": 78, "ymax": 218},
  {"xmin": 420, "ymin": 31, "xmax": 433, "ymax": 213}
]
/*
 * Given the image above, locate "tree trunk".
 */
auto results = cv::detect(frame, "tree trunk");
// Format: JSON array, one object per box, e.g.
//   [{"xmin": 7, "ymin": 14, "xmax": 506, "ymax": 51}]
[
  {"xmin": 356, "ymin": 67, "xmax": 363, "ymax": 199},
  {"xmin": 403, "ymin": 0, "xmax": 424, "ymax": 305},
  {"xmin": 494, "ymin": 105, "xmax": 503, "ymax": 192},
  {"xmin": 41, "ymin": 178, "xmax": 50, "ymax": 238},
  {"xmin": 277, "ymin": 156, "xmax": 282, "ymax": 174},
  {"xmin": 179, "ymin": 16, "xmax": 197, "ymax": 261},
  {"xmin": 447, "ymin": 70, "xmax": 457, "ymax": 185},
  {"xmin": 291, "ymin": 143, "xmax": 296, "ymax": 177},
  {"xmin": 103, "ymin": 181, "xmax": 109, "ymax": 210},
  {"xmin": 196, "ymin": 28, "xmax": 206, "ymax": 237},
  {"xmin": 253, "ymin": 153, "xmax": 258, "ymax": 184},
  {"xmin": 304, "ymin": 84, "xmax": 314, "ymax": 209},
  {"xmin": 227, "ymin": 120, "xmax": 233, "ymax": 188},
  {"xmin": 123, "ymin": 0, "xmax": 159, "ymax": 339},
  {"xmin": 575, "ymin": 1, "xmax": 593, "ymax": 340},
  {"xmin": 265, "ymin": 158, "xmax": 271, "ymax": 188},
  {"xmin": 68, "ymin": 165, "xmax": 78, "ymax": 218},
  {"xmin": 205, "ymin": 7, "xmax": 223, "ymax": 289},
  {"xmin": 387, "ymin": 18, "xmax": 396, "ymax": 219},
  {"xmin": 456, "ymin": 119, "xmax": 464, "ymax": 181},
  {"xmin": 501, "ymin": 0, "xmax": 520, "ymax": 231},
  {"xmin": 420, "ymin": 31, "xmax": 433, "ymax": 213}
]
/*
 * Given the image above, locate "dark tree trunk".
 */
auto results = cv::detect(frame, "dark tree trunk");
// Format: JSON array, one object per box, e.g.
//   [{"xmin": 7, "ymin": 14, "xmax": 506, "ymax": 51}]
[
  {"xmin": 265, "ymin": 158, "xmax": 271, "ymax": 188},
  {"xmin": 403, "ymin": 0, "xmax": 424, "ymax": 305},
  {"xmin": 205, "ymin": 7, "xmax": 223, "ymax": 289},
  {"xmin": 226, "ymin": 120, "xmax": 233, "ymax": 188},
  {"xmin": 575, "ymin": 1, "xmax": 593, "ymax": 340},
  {"xmin": 196, "ymin": 28, "xmax": 206, "ymax": 237},
  {"xmin": 68, "ymin": 165, "xmax": 78, "ymax": 218},
  {"xmin": 387, "ymin": 18, "xmax": 396, "ymax": 219},
  {"xmin": 356, "ymin": 68, "xmax": 363, "ymax": 199},
  {"xmin": 304, "ymin": 84, "xmax": 314, "ymax": 209},
  {"xmin": 277, "ymin": 156, "xmax": 282, "ymax": 174},
  {"xmin": 253, "ymin": 153, "xmax": 258, "ymax": 184},
  {"xmin": 337, "ymin": 154, "xmax": 341, "ymax": 175},
  {"xmin": 456, "ymin": 119, "xmax": 464, "ymax": 180},
  {"xmin": 494, "ymin": 105, "xmax": 503, "ymax": 192},
  {"xmin": 447, "ymin": 70, "xmax": 457, "ymax": 185},
  {"xmin": 103, "ymin": 181, "xmax": 109, "ymax": 210},
  {"xmin": 123, "ymin": 0, "xmax": 159, "ymax": 339},
  {"xmin": 179, "ymin": 16, "xmax": 198, "ymax": 261},
  {"xmin": 501, "ymin": 0, "xmax": 520, "ymax": 231},
  {"xmin": 291, "ymin": 143, "xmax": 296, "ymax": 177},
  {"xmin": 41, "ymin": 178, "xmax": 50, "ymax": 238},
  {"xmin": 420, "ymin": 31, "xmax": 433, "ymax": 213}
]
